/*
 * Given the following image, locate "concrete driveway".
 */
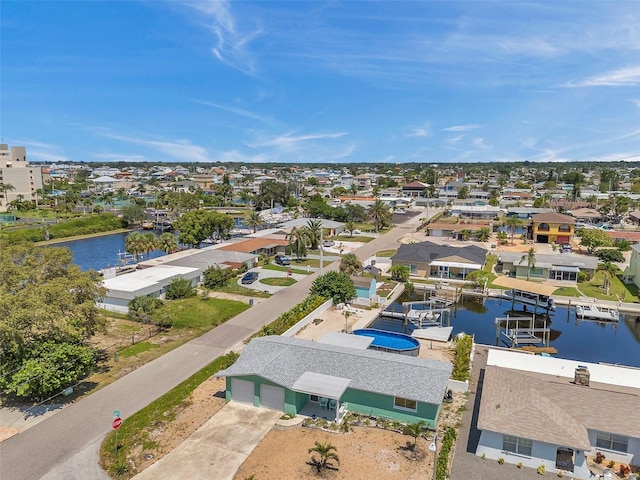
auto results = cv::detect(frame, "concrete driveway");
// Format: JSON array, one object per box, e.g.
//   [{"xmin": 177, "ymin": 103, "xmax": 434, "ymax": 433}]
[{"xmin": 132, "ymin": 402, "xmax": 280, "ymax": 480}]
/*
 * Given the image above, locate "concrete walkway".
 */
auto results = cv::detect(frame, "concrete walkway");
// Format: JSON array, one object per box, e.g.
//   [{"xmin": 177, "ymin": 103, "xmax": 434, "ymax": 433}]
[{"xmin": 132, "ymin": 403, "xmax": 280, "ymax": 480}]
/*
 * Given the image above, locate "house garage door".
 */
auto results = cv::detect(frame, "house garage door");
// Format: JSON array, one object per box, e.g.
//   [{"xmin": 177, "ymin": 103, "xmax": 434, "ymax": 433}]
[
  {"xmin": 231, "ymin": 378, "xmax": 254, "ymax": 405},
  {"xmin": 259, "ymin": 384, "xmax": 285, "ymax": 411}
]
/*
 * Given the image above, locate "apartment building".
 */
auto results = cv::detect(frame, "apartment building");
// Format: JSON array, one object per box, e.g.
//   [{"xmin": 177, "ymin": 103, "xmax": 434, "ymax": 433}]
[{"xmin": 0, "ymin": 145, "xmax": 44, "ymax": 212}]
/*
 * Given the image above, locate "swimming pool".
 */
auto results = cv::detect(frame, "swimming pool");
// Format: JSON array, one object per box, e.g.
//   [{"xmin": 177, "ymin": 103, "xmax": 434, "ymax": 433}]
[{"xmin": 353, "ymin": 329, "xmax": 421, "ymax": 356}]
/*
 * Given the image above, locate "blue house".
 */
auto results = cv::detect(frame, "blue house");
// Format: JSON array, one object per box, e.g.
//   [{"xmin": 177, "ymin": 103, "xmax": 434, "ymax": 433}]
[{"xmin": 351, "ymin": 276, "xmax": 376, "ymax": 304}]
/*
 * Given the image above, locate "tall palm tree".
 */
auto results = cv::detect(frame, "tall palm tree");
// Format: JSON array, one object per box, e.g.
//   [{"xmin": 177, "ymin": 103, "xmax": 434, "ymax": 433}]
[
  {"xmin": 245, "ymin": 211, "xmax": 265, "ymax": 233},
  {"xmin": 286, "ymin": 226, "xmax": 309, "ymax": 261},
  {"xmin": 504, "ymin": 216, "xmax": 524, "ymax": 245},
  {"xmin": 306, "ymin": 219, "xmax": 323, "ymax": 250},
  {"xmin": 308, "ymin": 441, "xmax": 339, "ymax": 474},
  {"xmin": 602, "ymin": 261, "xmax": 618, "ymax": 296},
  {"xmin": 0, "ymin": 183, "xmax": 15, "ymax": 208},
  {"xmin": 339, "ymin": 253, "xmax": 361, "ymax": 275},
  {"xmin": 476, "ymin": 226, "xmax": 492, "ymax": 242},
  {"xmin": 521, "ymin": 247, "xmax": 536, "ymax": 280},
  {"xmin": 158, "ymin": 232, "xmax": 178, "ymax": 254},
  {"xmin": 125, "ymin": 232, "xmax": 145, "ymax": 261},
  {"xmin": 345, "ymin": 221, "xmax": 356, "ymax": 238},
  {"xmin": 367, "ymin": 199, "xmax": 392, "ymax": 232},
  {"xmin": 141, "ymin": 232, "xmax": 159, "ymax": 259}
]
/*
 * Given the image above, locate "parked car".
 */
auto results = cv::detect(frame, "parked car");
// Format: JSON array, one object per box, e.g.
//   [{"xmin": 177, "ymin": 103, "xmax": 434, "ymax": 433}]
[
  {"xmin": 322, "ymin": 240, "xmax": 335, "ymax": 247},
  {"xmin": 241, "ymin": 271, "xmax": 259, "ymax": 284},
  {"xmin": 274, "ymin": 254, "xmax": 290, "ymax": 266},
  {"xmin": 395, "ymin": 209, "xmax": 406, "ymax": 215}
]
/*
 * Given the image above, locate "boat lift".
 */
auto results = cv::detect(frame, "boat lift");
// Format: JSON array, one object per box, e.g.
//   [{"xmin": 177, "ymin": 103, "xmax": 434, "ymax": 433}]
[{"xmin": 495, "ymin": 315, "xmax": 551, "ymax": 348}]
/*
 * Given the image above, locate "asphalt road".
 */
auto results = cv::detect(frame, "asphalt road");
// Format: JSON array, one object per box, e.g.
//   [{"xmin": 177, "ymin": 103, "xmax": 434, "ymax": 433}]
[{"xmin": 0, "ymin": 209, "xmax": 432, "ymax": 480}]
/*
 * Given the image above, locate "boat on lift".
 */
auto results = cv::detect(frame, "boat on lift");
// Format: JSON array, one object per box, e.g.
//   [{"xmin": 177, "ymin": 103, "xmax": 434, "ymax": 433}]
[{"xmin": 575, "ymin": 302, "xmax": 620, "ymax": 322}]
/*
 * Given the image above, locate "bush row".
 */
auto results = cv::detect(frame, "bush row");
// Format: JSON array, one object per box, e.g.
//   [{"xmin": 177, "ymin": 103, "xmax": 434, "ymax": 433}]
[
  {"xmin": 1, "ymin": 214, "xmax": 125, "ymax": 244},
  {"xmin": 451, "ymin": 333, "xmax": 473, "ymax": 381},
  {"xmin": 435, "ymin": 427, "xmax": 457, "ymax": 480},
  {"xmin": 256, "ymin": 294, "xmax": 327, "ymax": 337}
]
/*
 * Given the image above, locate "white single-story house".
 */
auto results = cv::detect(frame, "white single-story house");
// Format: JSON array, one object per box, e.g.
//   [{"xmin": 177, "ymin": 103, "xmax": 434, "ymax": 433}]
[
  {"xmin": 497, "ymin": 252, "xmax": 598, "ymax": 282},
  {"xmin": 216, "ymin": 336, "xmax": 452, "ymax": 428},
  {"xmin": 475, "ymin": 349, "xmax": 640, "ymax": 479},
  {"xmin": 391, "ymin": 241, "xmax": 487, "ymax": 280},
  {"xmin": 98, "ymin": 265, "xmax": 201, "ymax": 313},
  {"xmin": 278, "ymin": 218, "xmax": 345, "ymax": 236}
]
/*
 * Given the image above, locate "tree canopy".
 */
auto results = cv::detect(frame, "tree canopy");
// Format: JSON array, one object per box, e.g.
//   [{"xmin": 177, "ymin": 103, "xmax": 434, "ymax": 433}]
[
  {"xmin": 310, "ymin": 271, "xmax": 356, "ymax": 305},
  {"xmin": 173, "ymin": 210, "xmax": 235, "ymax": 247},
  {"xmin": 0, "ymin": 242, "xmax": 106, "ymax": 399},
  {"xmin": 576, "ymin": 228, "xmax": 613, "ymax": 254}
]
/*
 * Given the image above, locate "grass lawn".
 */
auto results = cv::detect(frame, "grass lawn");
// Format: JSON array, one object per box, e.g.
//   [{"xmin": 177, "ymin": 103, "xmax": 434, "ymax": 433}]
[
  {"xmin": 260, "ymin": 277, "xmax": 296, "ymax": 287},
  {"xmin": 99, "ymin": 352, "xmax": 239, "ymax": 477},
  {"xmin": 574, "ymin": 270, "xmax": 637, "ymax": 302},
  {"xmin": 331, "ymin": 235, "xmax": 376, "ymax": 243},
  {"xmin": 262, "ymin": 264, "xmax": 312, "ymax": 275},
  {"xmin": 214, "ymin": 281, "xmax": 272, "ymax": 297},
  {"xmin": 376, "ymin": 249, "xmax": 398, "ymax": 257},
  {"xmin": 553, "ymin": 287, "xmax": 580, "ymax": 297},
  {"xmin": 484, "ymin": 254, "xmax": 500, "ymax": 288},
  {"xmin": 162, "ymin": 296, "xmax": 251, "ymax": 330},
  {"xmin": 118, "ymin": 341, "xmax": 159, "ymax": 358}
]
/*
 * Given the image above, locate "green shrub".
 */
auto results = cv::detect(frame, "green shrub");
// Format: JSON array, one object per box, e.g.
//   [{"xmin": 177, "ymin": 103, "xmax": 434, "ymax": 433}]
[
  {"xmin": 48, "ymin": 213, "xmax": 125, "ymax": 239},
  {"xmin": 615, "ymin": 239, "xmax": 631, "ymax": 251},
  {"xmin": 255, "ymin": 295, "xmax": 327, "ymax": 337},
  {"xmin": 435, "ymin": 427, "xmax": 457, "ymax": 480},
  {"xmin": 595, "ymin": 249, "xmax": 625, "ymax": 263},
  {"xmin": 537, "ymin": 464, "xmax": 546, "ymax": 475},
  {"xmin": 203, "ymin": 265, "xmax": 235, "ymax": 289},
  {"xmin": 128, "ymin": 295, "xmax": 164, "ymax": 323},
  {"xmin": 577, "ymin": 271, "xmax": 592, "ymax": 283},
  {"xmin": 451, "ymin": 334, "xmax": 473, "ymax": 381},
  {"xmin": 165, "ymin": 277, "xmax": 196, "ymax": 300}
]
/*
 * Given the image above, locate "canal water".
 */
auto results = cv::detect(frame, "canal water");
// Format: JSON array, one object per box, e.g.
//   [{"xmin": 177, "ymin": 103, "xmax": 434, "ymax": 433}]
[
  {"xmin": 369, "ymin": 294, "xmax": 640, "ymax": 368},
  {"xmin": 54, "ymin": 231, "xmax": 166, "ymax": 271}
]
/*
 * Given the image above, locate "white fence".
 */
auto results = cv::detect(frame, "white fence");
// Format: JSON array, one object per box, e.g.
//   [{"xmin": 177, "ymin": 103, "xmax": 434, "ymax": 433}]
[{"xmin": 281, "ymin": 299, "xmax": 334, "ymax": 337}]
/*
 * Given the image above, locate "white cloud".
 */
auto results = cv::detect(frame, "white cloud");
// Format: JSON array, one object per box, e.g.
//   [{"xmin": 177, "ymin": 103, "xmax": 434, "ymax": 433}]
[
  {"xmin": 404, "ymin": 123, "xmax": 431, "ymax": 138},
  {"xmin": 94, "ymin": 128, "xmax": 212, "ymax": 163},
  {"xmin": 93, "ymin": 153, "xmax": 149, "ymax": 162},
  {"xmin": 443, "ymin": 124, "xmax": 481, "ymax": 132},
  {"xmin": 216, "ymin": 149, "xmax": 270, "ymax": 163},
  {"xmin": 196, "ymin": 100, "xmax": 273, "ymax": 124},
  {"xmin": 446, "ymin": 135, "xmax": 464, "ymax": 145},
  {"xmin": 28, "ymin": 150, "xmax": 70, "ymax": 163},
  {"xmin": 247, "ymin": 131, "xmax": 348, "ymax": 150},
  {"xmin": 184, "ymin": 1, "xmax": 263, "ymax": 75},
  {"xmin": 564, "ymin": 66, "xmax": 640, "ymax": 87}
]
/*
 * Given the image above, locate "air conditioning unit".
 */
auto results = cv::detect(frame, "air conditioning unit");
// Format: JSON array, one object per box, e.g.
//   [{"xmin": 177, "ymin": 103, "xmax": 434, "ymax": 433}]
[{"xmin": 574, "ymin": 366, "xmax": 590, "ymax": 386}]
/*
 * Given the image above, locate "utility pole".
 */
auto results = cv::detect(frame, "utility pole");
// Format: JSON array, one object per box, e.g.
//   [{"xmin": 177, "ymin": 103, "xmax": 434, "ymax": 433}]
[{"xmin": 320, "ymin": 225, "xmax": 324, "ymax": 273}]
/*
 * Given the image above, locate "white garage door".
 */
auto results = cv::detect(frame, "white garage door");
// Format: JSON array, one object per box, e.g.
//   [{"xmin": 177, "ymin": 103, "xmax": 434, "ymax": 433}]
[
  {"xmin": 231, "ymin": 378, "xmax": 254, "ymax": 405},
  {"xmin": 259, "ymin": 384, "xmax": 285, "ymax": 411}
]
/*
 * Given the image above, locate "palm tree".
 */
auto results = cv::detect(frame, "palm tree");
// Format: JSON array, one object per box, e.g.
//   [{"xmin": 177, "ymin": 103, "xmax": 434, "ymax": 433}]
[
  {"xmin": 504, "ymin": 216, "xmax": 524, "ymax": 245},
  {"xmin": 245, "ymin": 211, "xmax": 265, "ymax": 233},
  {"xmin": 286, "ymin": 226, "xmax": 309, "ymax": 261},
  {"xmin": 308, "ymin": 441, "xmax": 339, "ymax": 474},
  {"xmin": 476, "ymin": 226, "xmax": 491, "ymax": 242},
  {"xmin": 460, "ymin": 229, "xmax": 471, "ymax": 241},
  {"xmin": 141, "ymin": 232, "xmax": 159, "ymax": 259},
  {"xmin": 339, "ymin": 253, "xmax": 361, "ymax": 275},
  {"xmin": 345, "ymin": 221, "xmax": 356, "ymax": 238},
  {"xmin": 602, "ymin": 261, "xmax": 618, "ymax": 296},
  {"xmin": 521, "ymin": 247, "xmax": 536, "ymax": 280},
  {"xmin": 158, "ymin": 233, "xmax": 178, "ymax": 254},
  {"xmin": 402, "ymin": 420, "xmax": 426, "ymax": 451},
  {"xmin": 125, "ymin": 232, "xmax": 145, "ymax": 261},
  {"xmin": 368, "ymin": 199, "xmax": 392, "ymax": 232},
  {"xmin": 305, "ymin": 219, "xmax": 323, "ymax": 250}
]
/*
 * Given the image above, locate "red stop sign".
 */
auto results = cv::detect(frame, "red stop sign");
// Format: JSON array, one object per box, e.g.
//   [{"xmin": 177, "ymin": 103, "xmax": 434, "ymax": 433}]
[{"xmin": 112, "ymin": 417, "xmax": 123, "ymax": 429}]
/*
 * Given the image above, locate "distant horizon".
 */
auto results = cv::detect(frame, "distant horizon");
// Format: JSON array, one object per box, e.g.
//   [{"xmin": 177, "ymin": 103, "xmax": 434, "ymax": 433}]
[{"xmin": 2, "ymin": 2, "xmax": 640, "ymax": 165}]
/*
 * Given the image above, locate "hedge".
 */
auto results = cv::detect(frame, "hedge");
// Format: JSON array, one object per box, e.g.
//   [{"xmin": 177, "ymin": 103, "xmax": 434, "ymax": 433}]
[
  {"xmin": 256, "ymin": 294, "xmax": 327, "ymax": 337},
  {"xmin": 436, "ymin": 427, "xmax": 457, "ymax": 480}
]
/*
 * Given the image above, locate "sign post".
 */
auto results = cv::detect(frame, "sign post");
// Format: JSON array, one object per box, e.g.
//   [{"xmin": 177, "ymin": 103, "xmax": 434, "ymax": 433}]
[{"xmin": 112, "ymin": 411, "xmax": 122, "ymax": 454}]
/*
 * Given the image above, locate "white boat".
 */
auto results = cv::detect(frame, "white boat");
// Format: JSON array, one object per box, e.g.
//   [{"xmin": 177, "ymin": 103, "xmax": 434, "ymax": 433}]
[
  {"xmin": 575, "ymin": 303, "xmax": 619, "ymax": 322},
  {"xmin": 382, "ymin": 309, "xmax": 441, "ymax": 327},
  {"xmin": 504, "ymin": 289, "xmax": 555, "ymax": 311}
]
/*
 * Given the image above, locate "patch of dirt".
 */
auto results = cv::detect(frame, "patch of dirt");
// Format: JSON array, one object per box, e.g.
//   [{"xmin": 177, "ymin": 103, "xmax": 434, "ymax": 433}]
[
  {"xmin": 234, "ymin": 426, "xmax": 435, "ymax": 480},
  {"xmin": 233, "ymin": 390, "xmax": 467, "ymax": 480},
  {"xmin": 126, "ymin": 376, "xmax": 227, "ymax": 475}
]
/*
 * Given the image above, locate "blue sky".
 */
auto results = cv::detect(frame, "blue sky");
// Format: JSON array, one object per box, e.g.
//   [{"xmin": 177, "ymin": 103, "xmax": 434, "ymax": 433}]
[{"xmin": 2, "ymin": 1, "xmax": 640, "ymax": 165}]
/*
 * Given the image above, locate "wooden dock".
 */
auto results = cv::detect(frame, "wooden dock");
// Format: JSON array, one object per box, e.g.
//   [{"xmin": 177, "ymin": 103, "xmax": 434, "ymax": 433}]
[{"xmin": 495, "ymin": 315, "xmax": 551, "ymax": 348}]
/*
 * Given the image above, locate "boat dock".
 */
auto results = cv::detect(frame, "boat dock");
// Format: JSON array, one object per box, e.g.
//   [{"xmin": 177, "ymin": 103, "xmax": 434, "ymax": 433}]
[{"xmin": 495, "ymin": 315, "xmax": 551, "ymax": 348}]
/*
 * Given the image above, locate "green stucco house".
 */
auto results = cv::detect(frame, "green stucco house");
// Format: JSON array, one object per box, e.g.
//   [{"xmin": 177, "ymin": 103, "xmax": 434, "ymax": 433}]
[{"xmin": 216, "ymin": 336, "xmax": 452, "ymax": 428}]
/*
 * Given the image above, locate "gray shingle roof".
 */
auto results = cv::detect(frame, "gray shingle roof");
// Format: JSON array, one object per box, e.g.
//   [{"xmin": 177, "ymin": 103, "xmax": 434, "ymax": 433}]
[
  {"xmin": 478, "ymin": 366, "xmax": 640, "ymax": 449},
  {"xmin": 217, "ymin": 336, "xmax": 452, "ymax": 405},
  {"xmin": 391, "ymin": 241, "xmax": 487, "ymax": 266},
  {"xmin": 498, "ymin": 252, "xmax": 598, "ymax": 270}
]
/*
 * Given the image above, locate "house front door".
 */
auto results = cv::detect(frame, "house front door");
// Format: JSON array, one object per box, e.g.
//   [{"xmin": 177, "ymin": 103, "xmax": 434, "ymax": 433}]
[{"xmin": 556, "ymin": 447, "xmax": 574, "ymax": 472}]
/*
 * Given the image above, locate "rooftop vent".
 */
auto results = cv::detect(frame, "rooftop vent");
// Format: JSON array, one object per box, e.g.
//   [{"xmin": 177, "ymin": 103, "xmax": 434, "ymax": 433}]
[{"xmin": 574, "ymin": 366, "xmax": 590, "ymax": 386}]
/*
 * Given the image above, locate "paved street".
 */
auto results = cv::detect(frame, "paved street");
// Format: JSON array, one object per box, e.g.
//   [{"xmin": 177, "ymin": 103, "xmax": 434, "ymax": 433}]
[{"xmin": 0, "ymin": 209, "xmax": 432, "ymax": 480}]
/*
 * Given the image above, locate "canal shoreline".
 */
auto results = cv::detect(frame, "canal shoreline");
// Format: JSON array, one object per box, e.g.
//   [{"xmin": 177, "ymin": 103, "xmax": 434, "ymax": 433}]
[{"xmin": 36, "ymin": 228, "xmax": 133, "ymax": 246}]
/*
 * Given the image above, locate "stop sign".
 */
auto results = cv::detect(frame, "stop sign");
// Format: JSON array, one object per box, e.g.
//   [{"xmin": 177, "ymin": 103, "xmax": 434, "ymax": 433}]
[{"xmin": 112, "ymin": 417, "xmax": 123, "ymax": 429}]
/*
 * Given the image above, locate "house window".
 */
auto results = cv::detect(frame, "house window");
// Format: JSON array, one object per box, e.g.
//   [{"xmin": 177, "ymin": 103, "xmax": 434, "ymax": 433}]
[
  {"xmin": 394, "ymin": 397, "xmax": 417, "ymax": 412},
  {"xmin": 538, "ymin": 223, "xmax": 550, "ymax": 232},
  {"xmin": 558, "ymin": 224, "xmax": 571, "ymax": 232},
  {"xmin": 503, "ymin": 434, "xmax": 533, "ymax": 456},
  {"xmin": 596, "ymin": 432, "xmax": 628, "ymax": 452},
  {"xmin": 530, "ymin": 267, "xmax": 544, "ymax": 277},
  {"xmin": 409, "ymin": 264, "xmax": 418, "ymax": 275}
]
